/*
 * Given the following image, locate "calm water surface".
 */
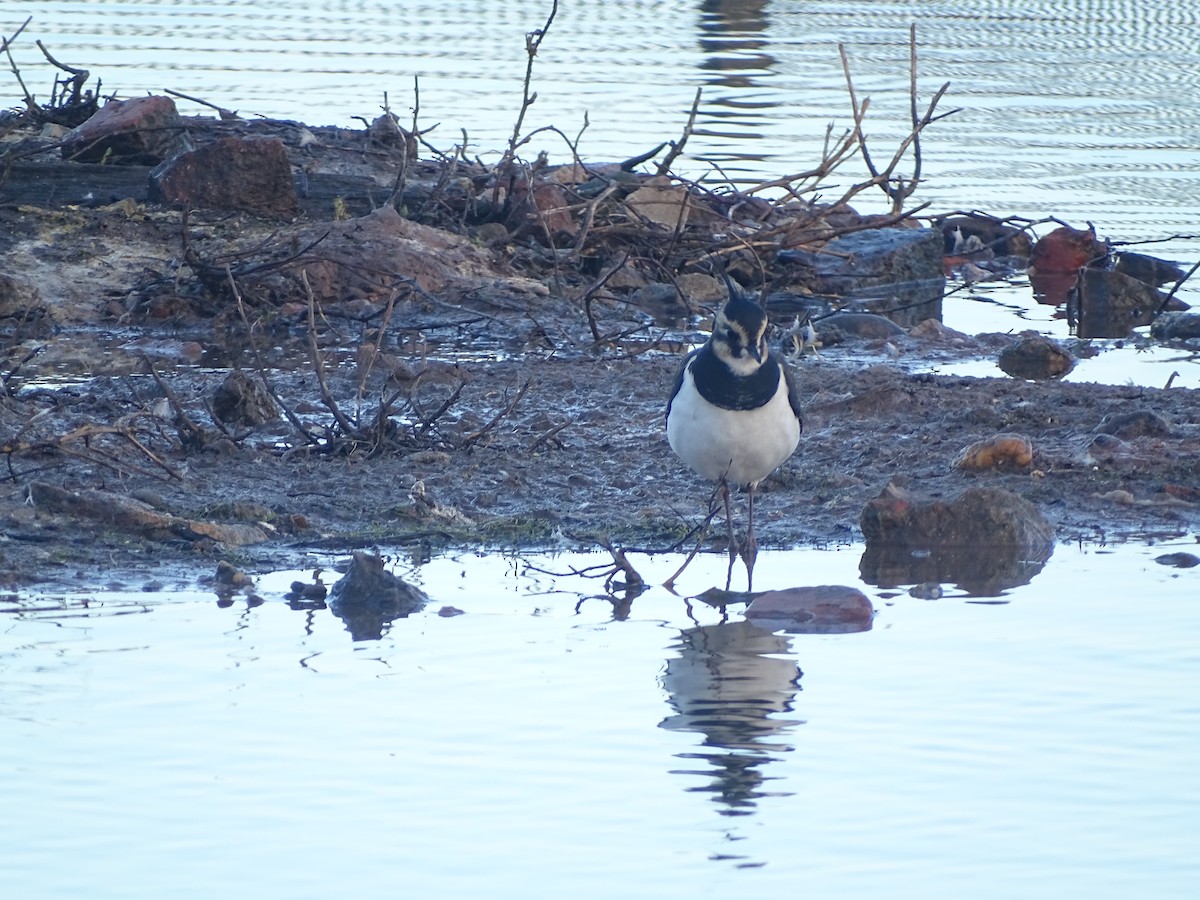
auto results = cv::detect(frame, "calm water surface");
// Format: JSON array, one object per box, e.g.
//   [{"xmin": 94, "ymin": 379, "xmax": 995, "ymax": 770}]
[{"xmin": 2, "ymin": 544, "xmax": 1198, "ymax": 897}]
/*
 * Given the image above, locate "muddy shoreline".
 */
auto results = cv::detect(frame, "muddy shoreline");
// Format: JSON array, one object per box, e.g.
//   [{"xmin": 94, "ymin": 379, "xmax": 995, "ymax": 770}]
[
  {"xmin": 3, "ymin": 347, "xmax": 1198, "ymax": 592},
  {"xmin": 2, "ymin": 105, "xmax": 1198, "ymax": 591}
]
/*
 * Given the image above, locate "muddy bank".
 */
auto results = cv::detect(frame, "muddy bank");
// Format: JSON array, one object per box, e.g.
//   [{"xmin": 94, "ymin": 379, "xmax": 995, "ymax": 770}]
[
  {"xmin": 1, "ymin": 100, "xmax": 1198, "ymax": 590},
  {"xmin": 3, "ymin": 346, "xmax": 1199, "ymax": 591}
]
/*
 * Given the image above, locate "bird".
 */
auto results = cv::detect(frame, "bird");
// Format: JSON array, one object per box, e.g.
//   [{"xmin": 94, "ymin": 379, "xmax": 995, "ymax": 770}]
[{"xmin": 665, "ymin": 276, "xmax": 803, "ymax": 588}]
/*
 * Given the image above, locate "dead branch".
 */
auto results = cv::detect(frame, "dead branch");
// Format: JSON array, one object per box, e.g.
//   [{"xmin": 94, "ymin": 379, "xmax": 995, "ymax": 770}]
[
  {"xmin": 839, "ymin": 26, "xmax": 958, "ymax": 214},
  {"xmin": 301, "ymin": 270, "xmax": 360, "ymax": 438},
  {"xmin": 460, "ymin": 378, "xmax": 531, "ymax": 449},
  {"xmin": 581, "ymin": 251, "xmax": 631, "ymax": 341},
  {"xmin": 164, "ymin": 88, "xmax": 239, "ymax": 120},
  {"xmin": 492, "ymin": 0, "xmax": 560, "ymax": 205},
  {"xmin": 656, "ymin": 87, "xmax": 703, "ymax": 176}
]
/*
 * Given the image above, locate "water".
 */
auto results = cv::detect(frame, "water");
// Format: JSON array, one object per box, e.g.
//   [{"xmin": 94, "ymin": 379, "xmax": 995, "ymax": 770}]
[
  {"xmin": 4, "ymin": 4, "xmax": 1200, "ymax": 893},
  {"xmin": 2, "ymin": 544, "xmax": 1198, "ymax": 897}
]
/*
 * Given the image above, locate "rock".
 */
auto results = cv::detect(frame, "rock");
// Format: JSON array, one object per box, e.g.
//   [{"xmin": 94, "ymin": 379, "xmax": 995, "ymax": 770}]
[
  {"xmin": 998, "ymin": 333, "xmax": 1075, "ymax": 379},
  {"xmin": 1074, "ymin": 267, "xmax": 1168, "ymax": 338},
  {"xmin": 149, "ymin": 135, "xmax": 299, "ymax": 218},
  {"xmin": 908, "ymin": 318, "xmax": 973, "ymax": 344},
  {"xmin": 744, "ymin": 585, "xmax": 874, "ymax": 634},
  {"xmin": 936, "ymin": 213, "xmax": 1033, "ymax": 261},
  {"xmin": 292, "ymin": 205, "xmax": 546, "ymax": 306},
  {"xmin": 214, "ymin": 560, "xmax": 253, "ymax": 590},
  {"xmin": 212, "ymin": 370, "xmax": 280, "ymax": 427},
  {"xmin": 780, "ymin": 227, "xmax": 945, "ymax": 327},
  {"xmin": 819, "ymin": 311, "xmax": 907, "ymax": 340},
  {"xmin": 1115, "ymin": 251, "xmax": 1187, "ymax": 286},
  {"xmin": 1029, "ymin": 224, "xmax": 1103, "ymax": 305},
  {"xmin": 1154, "ymin": 552, "xmax": 1200, "ymax": 568},
  {"xmin": 61, "ymin": 95, "xmax": 183, "ymax": 164},
  {"xmin": 1160, "ymin": 484, "xmax": 1200, "ymax": 504},
  {"xmin": 28, "ymin": 482, "xmax": 273, "ymax": 545},
  {"xmin": 328, "ymin": 551, "xmax": 429, "ymax": 640},
  {"xmin": 623, "ymin": 178, "xmax": 693, "ymax": 230},
  {"xmin": 1151, "ymin": 311, "xmax": 1200, "ymax": 341},
  {"xmin": 1096, "ymin": 409, "xmax": 1172, "ymax": 439},
  {"xmin": 674, "ymin": 273, "xmax": 725, "ymax": 304},
  {"xmin": 859, "ymin": 479, "xmax": 1055, "ymax": 595},
  {"xmin": 954, "ymin": 433, "xmax": 1034, "ymax": 470}
]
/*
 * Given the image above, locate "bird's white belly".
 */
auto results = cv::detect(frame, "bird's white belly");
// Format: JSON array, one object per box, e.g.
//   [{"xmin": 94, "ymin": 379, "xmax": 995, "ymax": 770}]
[{"xmin": 667, "ymin": 371, "xmax": 800, "ymax": 486}]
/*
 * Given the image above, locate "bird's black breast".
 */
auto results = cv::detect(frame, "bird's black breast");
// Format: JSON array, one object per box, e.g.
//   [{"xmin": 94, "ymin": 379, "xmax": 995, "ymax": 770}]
[{"xmin": 688, "ymin": 343, "xmax": 783, "ymax": 411}]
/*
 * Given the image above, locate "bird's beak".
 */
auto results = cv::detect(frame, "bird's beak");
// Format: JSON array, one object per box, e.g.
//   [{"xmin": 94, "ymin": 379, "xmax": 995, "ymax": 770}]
[{"xmin": 750, "ymin": 343, "xmax": 763, "ymax": 363}]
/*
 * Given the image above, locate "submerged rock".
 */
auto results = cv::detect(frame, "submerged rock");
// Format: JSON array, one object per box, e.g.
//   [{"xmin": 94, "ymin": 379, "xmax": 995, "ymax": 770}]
[
  {"xmin": 859, "ymin": 479, "xmax": 1055, "ymax": 595},
  {"xmin": 744, "ymin": 585, "xmax": 874, "ymax": 634},
  {"xmin": 1151, "ymin": 311, "xmax": 1200, "ymax": 341},
  {"xmin": 328, "ymin": 551, "xmax": 428, "ymax": 640},
  {"xmin": 1074, "ymin": 267, "xmax": 1168, "ymax": 338}
]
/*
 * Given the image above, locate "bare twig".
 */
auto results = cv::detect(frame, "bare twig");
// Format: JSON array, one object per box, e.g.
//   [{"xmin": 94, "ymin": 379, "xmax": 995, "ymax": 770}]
[
  {"xmin": 656, "ymin": 87, "xmax": 702, "ymax": 176},
  {"xmin": 491, "ymin": 0, "xmax": 560, "ymax": 206}
]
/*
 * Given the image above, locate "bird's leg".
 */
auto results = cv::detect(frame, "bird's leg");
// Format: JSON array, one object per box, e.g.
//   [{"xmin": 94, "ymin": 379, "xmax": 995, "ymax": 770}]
[{"xmin": 742, "ymin": 482, "xmax": 759, "ymax": 590}]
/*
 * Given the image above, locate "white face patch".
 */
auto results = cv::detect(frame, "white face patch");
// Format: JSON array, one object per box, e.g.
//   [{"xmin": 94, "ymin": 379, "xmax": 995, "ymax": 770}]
[{"xmin": 712, "ymin": 311, "xmax": 766, "ymax": 374}]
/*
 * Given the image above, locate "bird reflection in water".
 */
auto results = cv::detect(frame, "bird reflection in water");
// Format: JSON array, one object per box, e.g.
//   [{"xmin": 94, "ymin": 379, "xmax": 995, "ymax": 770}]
[{"xmin": 659, "ymin": 619, "xmax": 802, "ymax": 817}]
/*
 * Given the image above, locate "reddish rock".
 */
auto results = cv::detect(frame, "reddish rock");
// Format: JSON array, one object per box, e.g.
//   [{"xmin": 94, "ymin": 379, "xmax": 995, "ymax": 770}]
[
  {"xmin": 745, "ymin": 585, "xmax": 874, "ymax": 634},
  {"xmin": 1028, "ymin": 224, "xmax": 1105, "ymax": 305},
  {"xmin": 148, "ymin": 136, "xmax": 298, "ymax": 218},
  {"xmin": 61, "ymin": 95, "xmax": 183, "ymax": 164}
]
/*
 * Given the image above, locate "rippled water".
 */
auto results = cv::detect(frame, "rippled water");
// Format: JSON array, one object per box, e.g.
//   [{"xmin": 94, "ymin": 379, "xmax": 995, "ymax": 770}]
[{"xmin": 2, "ymin": 544, "xmax": 1198, "ymax": 897}]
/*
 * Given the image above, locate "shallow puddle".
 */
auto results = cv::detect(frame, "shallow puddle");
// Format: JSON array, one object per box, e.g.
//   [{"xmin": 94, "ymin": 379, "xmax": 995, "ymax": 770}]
[{"xmin": 2, "ymin": 541, "xmax": 1197, "ymax": 897}]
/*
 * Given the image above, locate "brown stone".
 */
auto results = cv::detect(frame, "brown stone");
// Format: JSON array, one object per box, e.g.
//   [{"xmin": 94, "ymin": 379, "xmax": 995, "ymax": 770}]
[
  {"xmin": 148, "ymin": 136, "xmax": 299, "ymax": 218},
  {"xmin": 61, "ymin": 95, "xmax": 183, "ymax": 164},
  {"xmin": 745, "ymin": 585, "xmax": 874, "ymax": 634}
]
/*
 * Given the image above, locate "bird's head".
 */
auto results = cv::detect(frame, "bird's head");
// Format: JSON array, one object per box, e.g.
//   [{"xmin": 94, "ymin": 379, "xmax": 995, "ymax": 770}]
[{"xmin": 711, "ymin": 282, "xmax": 768, "ymax": 374}]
